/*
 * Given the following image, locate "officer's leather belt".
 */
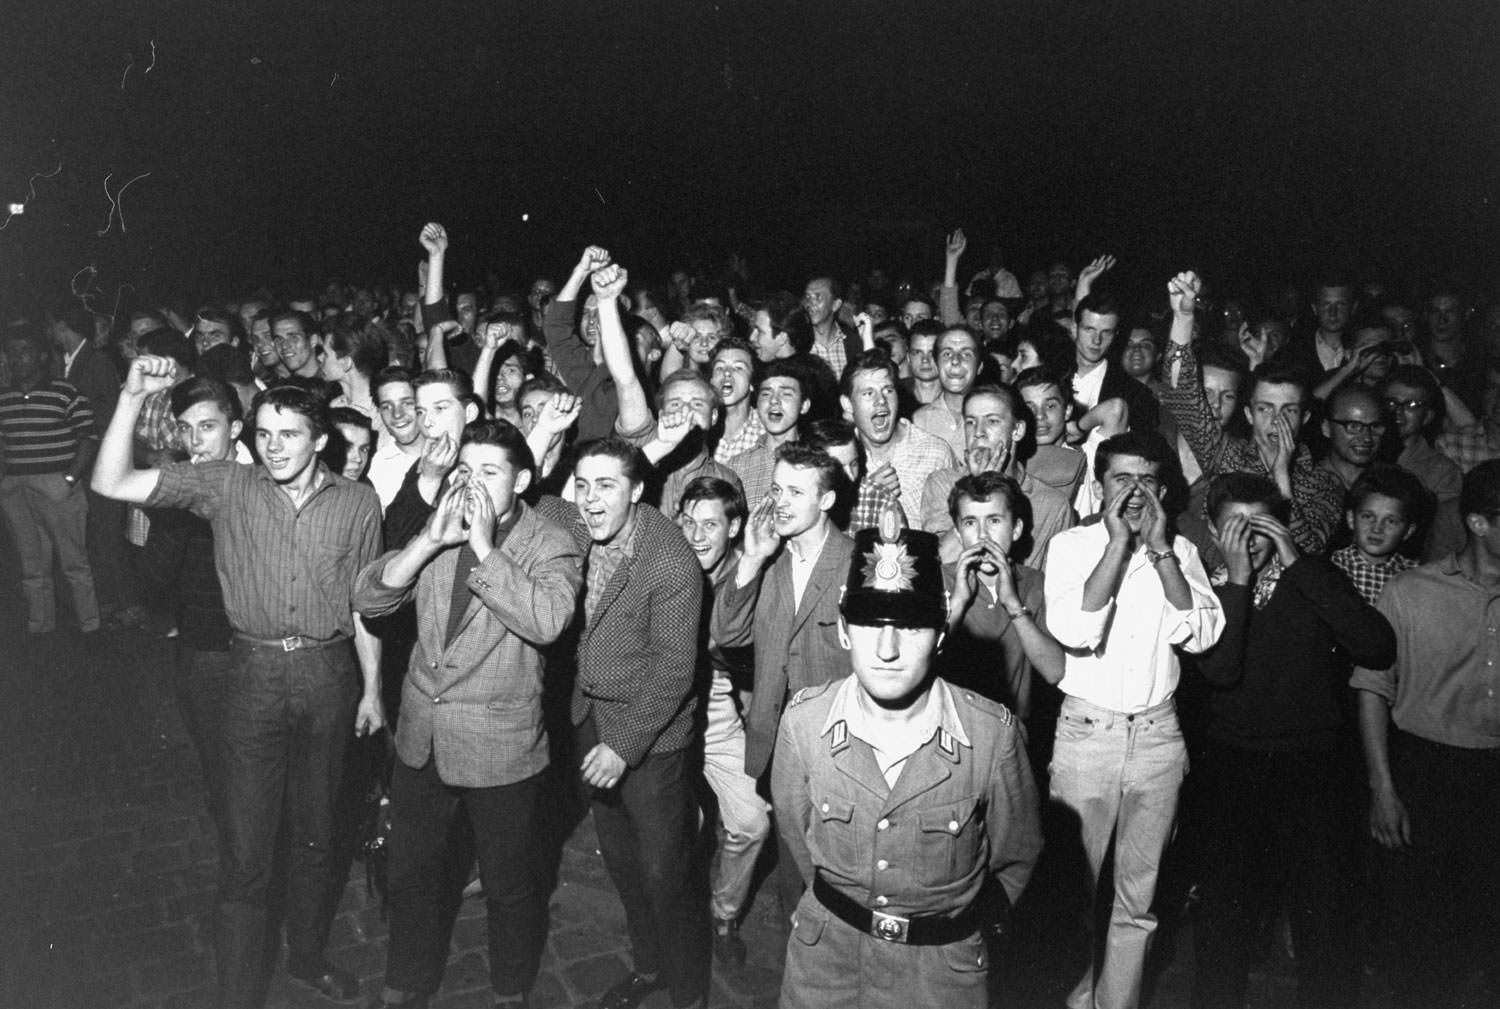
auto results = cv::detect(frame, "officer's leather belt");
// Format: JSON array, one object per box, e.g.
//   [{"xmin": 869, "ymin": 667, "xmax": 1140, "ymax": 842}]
[
  {"xmin": 233, "ymin": 632, "xmax": 349, "ymax": 652},
  {"xmin": 813, "ymin": 874, "xmax": 981, "ymax": 945}
]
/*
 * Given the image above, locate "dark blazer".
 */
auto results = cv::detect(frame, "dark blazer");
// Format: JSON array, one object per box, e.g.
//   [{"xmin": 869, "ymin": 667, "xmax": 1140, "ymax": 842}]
[
  {"xmin": 352, "ymin": 501, "xmax": 583, "ymax": 788},
  {"xmin": 63, "ymin": 342, "xmax": 121, "ymax": 432},
  {"xmin": 711, "ymin": 528, "xmax": 855, "ymax": 778},
  {"xmin": 1097, "ymin": 360, "xmax": 1161, "ymax": 433},
  {"xmin": 569, "ymin": 504, "xmax": 704, "ymax": 767}
]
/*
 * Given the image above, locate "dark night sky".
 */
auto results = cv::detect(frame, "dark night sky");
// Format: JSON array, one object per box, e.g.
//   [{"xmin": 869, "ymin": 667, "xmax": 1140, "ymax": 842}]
[{"xmin": 3, "ymin": 0, "xmax": 1498, "ymax": 310}]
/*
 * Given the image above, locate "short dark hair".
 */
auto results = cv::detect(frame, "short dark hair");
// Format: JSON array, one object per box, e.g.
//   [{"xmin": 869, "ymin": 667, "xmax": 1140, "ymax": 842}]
[
  {"xmin": 1347, "ymin": 464, "xmax": 1425, "ymax": 522},
  {"xmin": 908, "ymin": 318, "xmax": 946, "ymax": 342},
  {"xmin": 412, "ymin": 368, "xmax": 472, "ymax": 401},
  {"xmin": 323, "ymin": 321, "xmax": 389, "ymax": 380},
  {"xmin": 1460, "ymin": 459, "xmax": 1500, "ymax": 521},
  {"xmin": 963, "ymin": 383, "xmax": 1025, "ymax": 422},
  {"xmin": 948, "ymin": 471, "xmax": 1029, "ymax": 528},
  {"xmin": 251, "ymin": 383, "xmax": 330, "ymax": 440},
  {"xmin": 936, "ymin": 325, "xmax": 981, "ymax": 353},
  {"xmin": 1014, "ymin": 366, "xmax": 1066, "ymax": 397},
  {"xmin": 372, "ymin": 365, "xmax": 416, "ymax": 400},
  {"xmin": 678, "ymin": 476, "xmax": 747, "ymax": 529},
  {"xmin": 460, "ymin": 417, "xmax": 535, "ymax": 480},
  {"xmin": 1074, "ymin": 291, "xmax": 1121, "ymax": 325},
  {"xmin": 1247, "ymin": 361, "xmax": 1309, "ymax": 405},
  {"xmin": 195, "ymin": 306, "xmax": 246, "ymax": 345},
  {"xmin": 1383, "ymin": 364, "xmax": 1443, "ymax": 415},
  {"xmin": 139, "ymin": 328, "xmax": 195, "ymax": 372},
  {"xmin": 170, "ymin": 375, "xmax": 241, "ymax": 424},
  {"xmin": 710, "ymin": 335, "xmax": 756, "ymax": 369},
  {"xmin": 270, "ymin": 308, "xmax": 319, "ymax": 338},
  {"xmin": 517, "ymin": 371, "xmax": 569, "ymax": 402},
  {"xmin": 803, "ymin": 417, "xmax": 858, "ymax": 453},
  {"xmin": 1197, "ymin": 341, "xmax": 1250, "ymax": 384},
  {"xmin": 1094, "ymin": 430, "xmax": 1178, "ymax": 484},
  {"xmin": 839, "ymin": 348, "xmax": 899, "ymax": 398},
  {"xmin": 1206, "ymin": 472, "xmax": 1291, "ymax": 525},
  {"xmin": 575, "ymin": 435, "xmax": 649, "ymax": 485},
  {"xmin": 773, "ymin": 443, "xmax": 842, "ymax": 497},
  {"xmin": 760, "ymin": 356, "xmax": 808, "ymax": 397}
]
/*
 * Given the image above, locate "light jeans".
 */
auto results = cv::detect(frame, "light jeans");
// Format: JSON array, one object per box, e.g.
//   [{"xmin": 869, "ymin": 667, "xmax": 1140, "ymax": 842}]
[
  {"xmin": 1049, "ymin": 694, "xmax": 1187, "ymax": 1009},
  {"xmin": 701, "ymin": 670, "xmax": 771, "ymax": 920},
  {"xmin": 0, "ymin": 473, "xmax": 99, "ymax": 632}
]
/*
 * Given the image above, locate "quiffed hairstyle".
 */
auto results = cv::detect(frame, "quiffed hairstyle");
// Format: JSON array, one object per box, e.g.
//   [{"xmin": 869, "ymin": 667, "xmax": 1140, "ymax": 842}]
[
  {"xmin": 1346, "ymin": 464, "xmax": 1426, "ymax": 524},
  {"xmin": 1094, "ymin": 429, "xmax": 1179, "ymax": 484},
  {"xmin": 575, "ymin": 435, "xmax": 650, "ymax": 485},
  {"xmin": 839, "ymin": 348, "xmax": 899, "ymax": 398},
  {"xmin": 773, "ymin": 443, "xmax": 843, "ymax": 498},
  {"xmin": 1206, "ymin": 472, "xmax": 1291, "ymax": 526},
  {"xmin": 948, "ymin": 471, "xmax": 1032, "ymax": 533},
  {"xmin": 1458, "ymin": 458, "xmax": 1500, "ymax": 522},
  {"xmin": 461, "ymin": 417, "xmax": 536, "ymax": 480},
  {"xmin": 171, "ymin": 375, "xmax": 242, "ymax": 424},
  {"xmin": 252, "ymin": 383, "xmax": 331, "ymax": 440}
]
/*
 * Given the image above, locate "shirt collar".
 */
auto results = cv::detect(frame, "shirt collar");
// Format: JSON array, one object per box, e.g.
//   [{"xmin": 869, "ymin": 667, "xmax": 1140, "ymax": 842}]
[{"xmin": 820, "ymin": 675, "xmax": 971, "ymax": 750}]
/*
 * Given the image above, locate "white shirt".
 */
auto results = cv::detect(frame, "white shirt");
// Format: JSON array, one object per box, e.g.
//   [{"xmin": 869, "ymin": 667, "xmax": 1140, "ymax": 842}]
[
  {"xmin": 63, "ymin": 342, "xmax": 85, "ymax": 377},
  {"xmin": 367, "ymin": 440, "xmax": 418, "ymax": 513},
  {"xmin": 1043, "ymin": 521, "xmax": 1223, "ymax": 713},
  {"xmin": 788, "ymin": 525, "xmax": 830, "ymax": 612},
  {"xmin": 1071, "ymin": 360, "xmax": 1107, "ymax": 411}
]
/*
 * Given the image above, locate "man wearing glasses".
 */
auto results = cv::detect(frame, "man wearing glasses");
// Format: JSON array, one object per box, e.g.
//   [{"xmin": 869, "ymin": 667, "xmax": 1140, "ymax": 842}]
[
  {"xmin": 1319, "ymin": 386, "xmax": 1387, "ymax": 492},
  {"xmin": 1384, "ymin": 365, "xmax": 1465, "ymax": 559}
]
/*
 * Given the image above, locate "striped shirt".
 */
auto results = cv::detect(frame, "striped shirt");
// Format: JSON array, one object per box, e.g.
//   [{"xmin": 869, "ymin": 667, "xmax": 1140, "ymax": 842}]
[
  {"xmin": 0, "ymin": 379, "xmax": 97, "ymax": 474},
  {"xmin": 146, "ymin": 460, "xmax": 382, "ymax": 639}
]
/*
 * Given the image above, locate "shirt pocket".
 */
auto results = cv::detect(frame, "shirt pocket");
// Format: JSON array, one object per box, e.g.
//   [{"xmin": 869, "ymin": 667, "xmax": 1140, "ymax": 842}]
[
  {"xmin": 915, "ymin": 795, "xmax": 982, "ymax": 887},
  {"xmin": 813, "ymin": 795, "xmax": 860, "ymax": 870}
]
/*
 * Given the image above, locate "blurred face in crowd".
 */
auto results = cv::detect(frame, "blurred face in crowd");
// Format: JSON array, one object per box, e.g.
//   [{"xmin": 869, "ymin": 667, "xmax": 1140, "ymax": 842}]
[
  {"xmin": 1121, "ymin": 328, "xmax": 1158, "ymax": 381},
  {"xmin": 1427, "ymin": 294, "xmax": 1466, "ymax": 343},
  {"xmin": 336, "ymin": 422, "xmax": 373, "ymax": 481},
  {"xmin": 901, "ymin": 300, "xmax": 932, "ymax": 329},
  {"xmin": 456, "ymin": 293, "xmax": 478, "ymax": 334},
  {"xmin": 1048, "ymin": 263, "xmax": 1072, "ymax": 294},
  {"xmin": 518, "ymin": 388, "xmax": 555, "ymax": 437},
  {"xmin": 685, "ymin": 318, "xmax": 722, "ymax": 366},
  {"xmin": 843, "ymin": 367, "xmax": 899, "ymax": 447},
  {"xmin": 493, "ymin": 355, "xmax": 527, "ymax": 408},
  {"xmin": 1013, "ymin": 338, "xmax": 1042, "ymax": 373},
  {"xmin": 1384, "ymin": 380, "xmax": 1433, "ymax": 442},
  {"xmin": 907, "ymin": 332, "xmax": 939, "ymax": 383},
  {"xmin": 1348, "ymin": 325, "xmax": 1397, "ymax": 385},
  {"xmin": 1313, "ymin": 285, "xmax": 1355, "ymax": 336},
  {"xmin": 964, "ymin": 295, "xmax": 986, "ymax": 332},
  {"xmin": 1201, "ymin": 365, "xmax": 1241, "ymax": 431},
  {"xmin": 937, "ymin": 329, "xmax": 980, "ymax": 397},
  {"xmin": 1322, "ymin": 390, "xmax": 1385, "ymax": 468},
  {"xmin": 238, "ymin": 300, "xmax": 268, "ymax": 335},
  {"xmin": 954, "ymin": 492, "xmax": 1023, "ymax": 571},
  {"xmin": 824, "ymin": 440, "xmax": 862, "ymax": 485},
  {"xmin": 254, "ymin": 405, "xmax": 326, "ymax": 486},
  {"xmin": 1347, "ymin": 493, "xmax": 1414, "ymax": 560},
  {"xmin": 749, "ymin": 310, "xmax": 787, "ymax": 363},
  {"xmin": 192, "ymin": 316, "xmax": 232, "ymax": 357},
  {"xmin": 574, "ymin": 453, "xmax": 642, "ymax": 544},
  {"xmin": 1382, "ymin": 305, "xmax": 1418, "ymax": 347},
  {"xmin": 1074, "ymin": 309, "xmax": 1119, "ymax": 368},
  {"xmin": 580, "ymin": 296, "xmax": 602, "ymax": 347},
  {"xmin": 376, "ymin": 379, "xmax": 422, "ymax": 448},
  {"xmin": 455, "ymin": 441, "xmax": 529, "ymax": 526},
  {"xmin": 176, "ymin": 401, "xmax": 242, "ymax": 464},
  {"xmin": 661, "ymin": 376, "xmax": 718, "ymax": 434},
  {"xmin": 3, "ymin": 337, "xmax": 46, "ymax": 386},
  {"xmin": 803, "ymin": 278, "xmax": 840, "ymax": 327},
  {"xmin": 1020, "ymin": 382, "xmax": 1068, "ymax": 447},
  {"xmin": 757, "ymin": 375, "xmax": 807, "ymax": 437},
  {"xmin": 1026, "ymin": 270, "xmax": 1049, "ymax": 303},
  {"xmin": 770, "ymin": 461, "xmax": 833, "ymax": 538},
  {"xmin": 980, "ymin": 301, "xmax": 1011, "ymax": 343},
  {"xmin": 250, "ymin": 317, "xmax": 278, "ymax": 370},
  {"xmin": 677, "ymin": 496, "xmax": 740, "ymax": 573}
]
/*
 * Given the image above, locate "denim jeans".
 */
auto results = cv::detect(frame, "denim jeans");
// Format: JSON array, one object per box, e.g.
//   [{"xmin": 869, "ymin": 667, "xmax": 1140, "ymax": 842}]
[
  {"xmin": 384, "ymin": 757, "xmax": 547, "ymax": 998},
  {"xmin": 0, "ymin": 473, "xmax": 99, "ymax": 632},
  {"xmin": 1049, "ymin": 695, "xmax": 1187, "ymax": 1009},
  {"xmin": 214, "ymin": 637, "xmax": 358, "ymax": 1009},
  {"xmin": 579, "ymin": 718, "xmax": 707, "ymax": 1008},
  {"xmin": 700, "ymin": 671, "xmax": 770, "ymax": 921}
]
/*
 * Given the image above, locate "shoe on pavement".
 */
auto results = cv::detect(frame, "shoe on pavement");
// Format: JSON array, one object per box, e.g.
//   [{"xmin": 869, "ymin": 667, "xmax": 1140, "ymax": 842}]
[
  {"xmin": 290, "ymin": 961, "xmax": 361, "ymax": 1003},
  {"xmin": 593, "ymin": 971, "xmax": 663, "ymax": 1009},
  {"xmin": 713, "ymin": 917, "xmax": 747, "ymax": 968}
]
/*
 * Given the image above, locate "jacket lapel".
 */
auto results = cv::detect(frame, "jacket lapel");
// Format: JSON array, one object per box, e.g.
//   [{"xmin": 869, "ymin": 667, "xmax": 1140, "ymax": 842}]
[
  {"xmin": 881, "ymin": 743, "xmax": 954, "ymax": 817},
  {"xmin": 448, "ymin": 506, "xmax": 533, "ymax": 645},
  {"xmin": 787, "ymin": 535, "xmax": 844, "ymax": 639}
]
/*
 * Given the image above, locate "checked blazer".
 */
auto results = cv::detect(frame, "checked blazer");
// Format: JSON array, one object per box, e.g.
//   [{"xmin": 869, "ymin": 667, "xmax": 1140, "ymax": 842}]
[
  {"xmin": 567, "ymin": 503, "xmax": 705, "ymax": 767},
  {"xmin": 351, "ymin": 500, "xmax": 583, "ymax": 789},
  {"xmin": 711, "ymin": 529, "xmax": 855, "ymax": 779}
]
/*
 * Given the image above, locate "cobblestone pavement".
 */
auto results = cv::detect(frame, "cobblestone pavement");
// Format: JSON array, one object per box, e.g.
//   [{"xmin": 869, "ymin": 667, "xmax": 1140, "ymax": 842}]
[{"xmin": 0, "ymin": 617, "xmax": 1322, "ymax": 1009}]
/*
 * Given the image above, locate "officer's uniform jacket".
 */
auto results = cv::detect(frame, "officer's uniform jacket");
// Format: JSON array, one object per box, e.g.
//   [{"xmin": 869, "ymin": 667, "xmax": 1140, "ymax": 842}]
[{"xmin": 769, "ymin": 674, "xmax": 1043, "ymax": 1009}]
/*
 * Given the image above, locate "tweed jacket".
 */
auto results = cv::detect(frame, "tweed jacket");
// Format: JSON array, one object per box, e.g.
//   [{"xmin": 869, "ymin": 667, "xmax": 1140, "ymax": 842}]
[
  {"xmin": 351, "ymin": 500, "xmax": 583, "ymax": 788},
  {"xmin": 568, "ymin": 504, "xmax": 705, "ymax": 767},
  {"xmin": 711, "ymin": 528, "xmax": 855, "ymax": 779}
]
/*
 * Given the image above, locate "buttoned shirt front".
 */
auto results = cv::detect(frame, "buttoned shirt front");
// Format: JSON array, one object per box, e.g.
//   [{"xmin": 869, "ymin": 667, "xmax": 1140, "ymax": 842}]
[
  {"xmin": 715, "ymin": 409, "xmax": 766, "ymax": 463},
  {"xmin": 788, "ymin": 525, "xmax": 830, "ymax": 612},
  {"xmin": 1044, "ymin": 521, "xmax": 1223, "ymax": 713},
  {"xmin": 1351, "ymin": 555, "xmax": 1500, "ymax": 749},
  {"xmin": 1331, "ymin": 545, "xmax": 1417, "ymax": 607},
  {"xmin": 826, "ymin": 675, "xmax": 968, "ymax": 786},
  {"xmin": 585, "ymin": 519, "xmax": 637, "ymax": 624},
  {"xmin": 912, "ymin": 399, "xmax": 966, "ymax": 462},
  {"xmin": 864, "ymin": 419, "xmax": 958, "ymax": 516}
]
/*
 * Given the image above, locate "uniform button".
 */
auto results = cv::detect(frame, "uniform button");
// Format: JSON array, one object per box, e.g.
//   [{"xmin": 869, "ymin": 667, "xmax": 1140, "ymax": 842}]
[
  {"xmin": 821, "ymin": 802, "xmax": 830, "ymax": 813},
  {"xmin": 876, "ymin": 818, "xmax": 889, "ymax": 831},
  {"xmin": 948, "ymin": 820, "xmax": 959, "ymax": 832},
  {"xmin": 875, "ymin": 895, "xmax": 889, "ymax": 907},
  {"xmin": 876, "ymin": 859, "xmax": 889, "ymax": 871}
]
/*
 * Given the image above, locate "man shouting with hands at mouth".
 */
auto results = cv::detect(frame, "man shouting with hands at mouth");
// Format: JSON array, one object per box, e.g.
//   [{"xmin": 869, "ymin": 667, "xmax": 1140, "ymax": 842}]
[
  {"xmin": 1043, "ymin": 431, "xmax": 1223, "ymax": 1009},
  {"xmin": 93, "ymin": 356, "xmax": 386, "ymax": 1007}
]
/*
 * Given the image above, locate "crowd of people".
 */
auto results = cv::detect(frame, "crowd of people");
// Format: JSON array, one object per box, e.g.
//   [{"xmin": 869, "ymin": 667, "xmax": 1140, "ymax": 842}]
[{"xmin": 2, "ymin": 222, "xmax": 1497, "ymax": 1009}]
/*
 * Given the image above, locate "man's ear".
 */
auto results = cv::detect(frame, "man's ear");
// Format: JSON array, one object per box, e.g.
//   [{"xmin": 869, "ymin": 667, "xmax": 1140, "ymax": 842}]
[
  {"xmin": 513, "ymin": 468, "xmax": 533, "ymax": 497},
  {"xmin": 818, "ymin": 488, "xmax": 837, "ymax": 514},
  {"xmin": 229, "ymin": 420, "xmax": 243, "ymax": 441},
  {"xmin": 464, "ymin": 401, "xmax": 481, "ymax": 424},
  {"xmin": 840, "ymin": 395, "xmax": 853, "ymax": 422},
  {"xmin": 836, "ymin": 614, "xmax": 850, "ymax": 651},
  {"xmin": 313, "ymin": 433, "xmax": 329, "ymax": 454},
  {"xmin": 728, "ymin": 517, "xmax": 743, "ymax": 541},
  {"xmin": 1323, "ymin": 418, "xmax": 1333, "ymax": 440},
  {"xmin": 800, "ymin": 398, "xmax": 811, "ymax": 416},
  {"xmin": 1402, "ymin": 521, "xmax": 1418, "ymax": 543},
  {"xmin": 1013, "ymin": 518, "xmax": 1026, "ymax": 544},
  {"xmin": 1012, "ymin": 420, "xmax": 1027, "ymax": 446},
  {"xmin": 1243, "ymin": 403, "xmax": 1255, "ymax": 427},
  {"xmin": 630, "ymin": 480, "xmax": 645, "ymax": 504}
]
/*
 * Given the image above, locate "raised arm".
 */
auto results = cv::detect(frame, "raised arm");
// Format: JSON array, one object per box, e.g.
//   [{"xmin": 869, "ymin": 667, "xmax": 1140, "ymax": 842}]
[
  {"xmin": 939, "ymin": 229, "xmax": 966, "ymax": 326},
  {"xmin": 592, "ymin": 263, "xmax": 652, "ymax": 436},
  {"xmin": 1160, "ymin": 271, "xmax": 1233, "ymax": 470},
  {"xmin": 419, "ymin": 222, "xmax": 449, "ymax": 309},
  {"xmin": 1074, "ymin": 254, "xmax": 1116, "ymax": 305},
  {"xmin": 425, "ymin": 319, "xmax": 460, "ymax": 372},
  {"xmin": 91, "ymin": 356, "xmax": 174, "ymax": 503}
]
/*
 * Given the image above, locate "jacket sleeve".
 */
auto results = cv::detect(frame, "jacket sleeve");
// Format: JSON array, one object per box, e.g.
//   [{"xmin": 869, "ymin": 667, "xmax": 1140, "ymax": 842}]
[
  {"xmin": 467, "ymin": 524, "xmax": 583, "ymax": 646},
  {"xmin": 1286, "ymin": 556, "xmax": 1397, "ymax": 669},
  {"xmin": 351, "ymin": 550, "xmax": 417, "ymax": 618},
  {"xmin": 710, "ymin": 556, "xmax": 761, "ymax": 649},
  {"xmin": 985, "ymin": 720, "xmax": 1043, "ymax": 908},
  {"xmin": 606, "ymin": 555, "xmax": 704, "ymax": 767},
  {"xmin": 382, "ymin": 462, "xmax": 434, "ymax": 551},
  {"xmin": 1158, "ymin": 342, "xmax": 1232, "ymax": 473},
  {"xmin": 1198, "ymin": 583, "xmax": 1251, "ymax": 688},
  {"xmin": 770, "ymin": 711, "xmax": 816, "ymax": 884},
  {"xmin": 540, "ymin": 299, "xmax": 594, "ymax": 395}
]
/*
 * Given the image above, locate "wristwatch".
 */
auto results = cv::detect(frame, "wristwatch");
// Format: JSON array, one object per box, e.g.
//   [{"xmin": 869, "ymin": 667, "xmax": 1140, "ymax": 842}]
[
  {"xmin": 62, "ymin": 474, "xmax": 77, "ymax": 485},
  {"xmin": 1145, "ymin": 548, "xmax": 1176, "ymax": 566},
  {"xmin": 1005, "ymin": 604, "xmax": 1035, "ymax": 622}
]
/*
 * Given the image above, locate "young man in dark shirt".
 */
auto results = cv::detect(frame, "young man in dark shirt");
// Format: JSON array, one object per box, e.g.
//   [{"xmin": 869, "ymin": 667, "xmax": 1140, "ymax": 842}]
[{"xmin": 1192, "ymin": 473, "xmax": 1395, "ymax": 1009}]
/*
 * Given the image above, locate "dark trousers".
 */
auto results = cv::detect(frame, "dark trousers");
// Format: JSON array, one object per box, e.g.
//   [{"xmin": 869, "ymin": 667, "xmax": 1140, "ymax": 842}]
[
  {"xmin": 578, "ymin": 718, "xmax": 706, "ymax": 1008},
  {"xmin": 85, "ymin": 489, "xmax": 138, "ymax": 615},
  {"xmin": 1191, "ymin": 742, "xmax": 1357, "ymax": 1009},
  {"xmin": 1375, "ymin": 730, "xmax": 1500, "ymax": 1008},
  {"xmin": 173, "ymin": 643, "xmax": 234, "ymax": 825},
  {"xmin": 384, "ymin": 756, "xmax": 546, "ymax": 997},
  {"xmin": 215, "ymin": 639, "xmax": 358, "ymax": 1009}
]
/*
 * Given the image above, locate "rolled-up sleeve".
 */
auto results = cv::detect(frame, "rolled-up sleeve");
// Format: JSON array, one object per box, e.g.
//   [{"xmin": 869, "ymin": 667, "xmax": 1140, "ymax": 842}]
[
  {"xmin": 1043, "ymin": 529, "xmax": 1115, "ymax": 651},
  {"xmin": 145, "ymin": 459, "xmax": 237, "ymax": 522},
  {"xmin": 1350, "ymin": 586, "xmax": 1401, "ymax": 703},
  {"xmin": 1168, "ymin": 540, "xmax": 1224, "ymax": 654}
]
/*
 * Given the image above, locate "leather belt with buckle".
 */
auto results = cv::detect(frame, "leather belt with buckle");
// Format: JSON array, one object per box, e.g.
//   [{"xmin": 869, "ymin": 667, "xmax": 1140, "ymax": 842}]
[
  {"xmin": 233, "ymin": 632, "xmax": 349, "ymax": 652},
  {"xmin": 812, "ymin": 874, "xmax": 980, "ymax": 946}
]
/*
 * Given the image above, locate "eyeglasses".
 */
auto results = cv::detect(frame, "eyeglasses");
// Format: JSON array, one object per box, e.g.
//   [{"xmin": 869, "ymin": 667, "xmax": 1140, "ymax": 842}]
[
  {"xmin": 1385, "ymin": 398, "xmax": 1428, "ymax": 413},
  {"xmin": 1328, "ymin": 418, "xmax": 1387, "ymax": 437}
]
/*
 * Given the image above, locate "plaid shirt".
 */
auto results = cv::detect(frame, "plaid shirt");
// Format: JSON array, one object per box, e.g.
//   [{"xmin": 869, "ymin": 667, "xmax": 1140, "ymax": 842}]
[
  {"xmin": 1436, "ymin": 421, "xmax": 1500, "ymax": 473},
  {"xmin": 134, "ymin": 389, "xmax": 183, "ymax": 455},
  {"xmin": 585, "ymin": 517, "xmax": 636, "ymax": 624},
  {"xmin": 714, "ymin": 410, "xmax": 766, "ymax": 463},
  {"xmin": 864, "ymin": 419, "xmax": 959, "ymax": 517},
  {"xmin": 849, "ymin": 480, "xmax": 907, "ymax": 533},
  {"xmin": 1331, "ymin": 545, "xmax": 1417, "ymax": 607}
]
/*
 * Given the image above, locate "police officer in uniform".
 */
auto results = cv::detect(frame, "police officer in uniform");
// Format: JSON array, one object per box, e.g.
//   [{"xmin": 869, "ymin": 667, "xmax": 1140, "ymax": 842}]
[{"xmin": 770, "ymin": 512, "xmax": 1043, "ymax": 1009}]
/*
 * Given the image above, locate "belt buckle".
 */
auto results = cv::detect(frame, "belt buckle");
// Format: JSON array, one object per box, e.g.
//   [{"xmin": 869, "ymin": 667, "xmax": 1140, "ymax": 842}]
[
  {"xmin": 281, "ymin": 636, "xmax": 301, "ymax": 652},
  {"xmin": 870, "ymin": 909, "xmax": 909, "ymax": 943}
]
